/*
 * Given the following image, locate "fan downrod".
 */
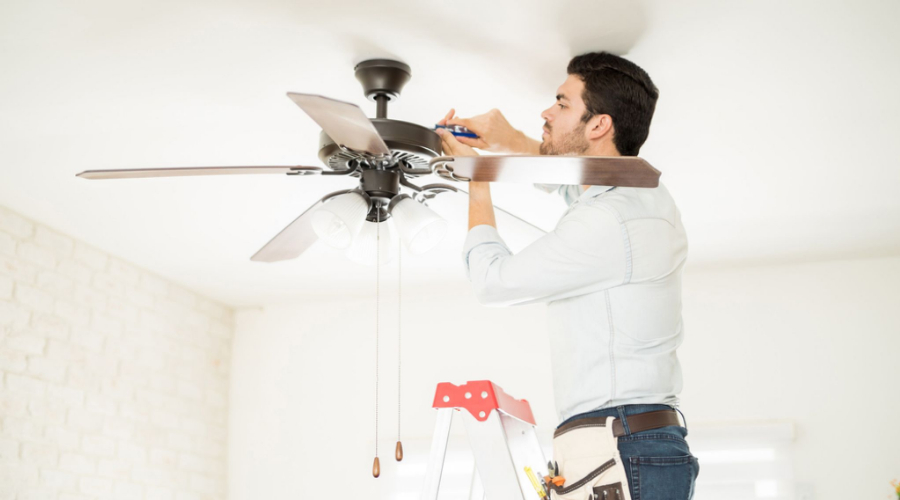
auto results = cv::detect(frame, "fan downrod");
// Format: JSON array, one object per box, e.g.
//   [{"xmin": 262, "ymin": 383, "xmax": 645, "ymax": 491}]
[
  {"xmin": 319, "ymin": 59, "xmax": 440, "ymax": 172},
  {"xmin": 355, "ymin": 59, "xmax": 411, "ymax": 119}
]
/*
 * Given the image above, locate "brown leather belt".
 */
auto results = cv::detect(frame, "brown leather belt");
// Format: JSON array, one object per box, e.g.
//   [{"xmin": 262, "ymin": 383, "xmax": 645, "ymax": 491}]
[{"xmin": 554, "ymin": 410, "xmax": 681, "ymax": 438}]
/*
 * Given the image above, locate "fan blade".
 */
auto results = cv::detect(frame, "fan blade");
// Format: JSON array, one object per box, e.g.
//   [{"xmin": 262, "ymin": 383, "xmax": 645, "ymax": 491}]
[
  {"xmin": 287, "ymin": 93, "xmax": 390, "ymax": 156},
  {"xmin": 431, "ymin": 155, "xmax": 660, "ymax": 188},
  {"xmin": 250, "ymin": 190, "xmax": 353, "ymax": 263},
  {"xmin": 76, "ymin": 166, "xmax": 322, "ymax": 180}
]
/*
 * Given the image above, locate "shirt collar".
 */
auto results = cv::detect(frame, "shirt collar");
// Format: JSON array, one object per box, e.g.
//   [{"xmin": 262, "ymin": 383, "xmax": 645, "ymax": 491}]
[{"xmin": 579, "ymin": 185, "xmax": 616, "ymax": 201}]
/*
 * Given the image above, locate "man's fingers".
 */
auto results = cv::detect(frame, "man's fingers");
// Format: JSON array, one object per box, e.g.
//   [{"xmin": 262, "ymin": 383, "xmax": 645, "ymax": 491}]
[
  {"xmin": 437, "ymin": 108, "xmax": 455, "ymax": 126},
  {"xmin": 447, "ymin": 116, "xmax": 490, "ymax": 149},
  {"xmin": 438, "ymin": 129, "xmax": 465, "ymax": 155},
  {"xmin": 456, "ymin": 136, "xmax": 489, "ymax": 149},
  {"xmin": 438, "ymin": 123, "xmax": 489, "ymax": 150},
  {"xmin": 439, "ymin": 130, "xmax": 480, "ymax": 157},
  {"xmin": 446, "ymin": 116, "xmax": 471, "ymax": 129}
]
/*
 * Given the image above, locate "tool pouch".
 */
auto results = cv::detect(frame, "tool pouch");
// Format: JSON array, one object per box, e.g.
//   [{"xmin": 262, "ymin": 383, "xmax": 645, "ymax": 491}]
[{"xmin": 549, "ymin": 416, "xmax": 632, "ymax": 500}]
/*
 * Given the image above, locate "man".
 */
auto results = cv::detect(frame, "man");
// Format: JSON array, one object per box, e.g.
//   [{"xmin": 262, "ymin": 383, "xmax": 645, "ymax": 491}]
[{"xmin": 435, "ymin": 52, "xmax": 698, "ymax": 498}]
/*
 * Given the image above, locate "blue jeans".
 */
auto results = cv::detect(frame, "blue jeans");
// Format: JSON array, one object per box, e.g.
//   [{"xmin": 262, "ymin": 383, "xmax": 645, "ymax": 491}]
[{"xmin": 556, "ymin": 404, "xmax": 699, "ymax": 499}]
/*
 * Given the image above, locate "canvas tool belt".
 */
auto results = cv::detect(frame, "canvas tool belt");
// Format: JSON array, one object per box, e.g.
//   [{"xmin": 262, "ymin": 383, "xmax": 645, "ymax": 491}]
[{"xmin": 548, "ymin": 410, "xmax": 680, "ymax": 500}]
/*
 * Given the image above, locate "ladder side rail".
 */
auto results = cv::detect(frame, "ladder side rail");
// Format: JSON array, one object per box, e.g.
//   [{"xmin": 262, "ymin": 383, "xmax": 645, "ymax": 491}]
[
  {"xmin": 462, "ymin": 410, "xmax": 527, "ymax": 500},
  {"xmin": 420, "ymin": 408, "xmax": 455, "ymax": 500},
  {"xmin": 500, "ymin": 413, "xmax": 550, "ymax": 499},
  {"xmin": 468, "ymin": 464, "xmax": 485, "ymax": 500}
]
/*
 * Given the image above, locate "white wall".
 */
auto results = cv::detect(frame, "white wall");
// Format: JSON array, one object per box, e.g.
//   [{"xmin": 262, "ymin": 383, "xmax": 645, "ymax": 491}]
[
  {"xmin": 679, "ymin": 256, "xmax": 900, "ymax": 497},
  {"xmin": 228, "ymin": 277, "xmax": 555, "ymax": 500},
  {"xmin": 228, "ymin": 255, "xmax": 900, "ymax": 500},
  {"xmin": 0, "ymin": 204, "xmax": 234, "ymax": 499}
]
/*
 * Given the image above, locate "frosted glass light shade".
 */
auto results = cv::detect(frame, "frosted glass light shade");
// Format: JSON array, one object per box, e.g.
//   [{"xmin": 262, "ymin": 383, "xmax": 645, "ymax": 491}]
[
  {"xmin": 391, "ymin": 197, "xmax": 448, "ymax": 254},
  {"xmin": 311, "ymin": 192, "xmax": 368, "ymax": 249},
  {"xmin": 345, "ymin": 220, "xmax": 396, "ymax": 266}
]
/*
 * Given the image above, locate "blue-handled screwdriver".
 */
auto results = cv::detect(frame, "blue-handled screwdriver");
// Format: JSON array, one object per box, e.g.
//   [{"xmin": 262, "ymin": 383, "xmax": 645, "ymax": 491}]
[{"xmin": 434, "ymin": 124, "xmax": 479, "ymax": 139}]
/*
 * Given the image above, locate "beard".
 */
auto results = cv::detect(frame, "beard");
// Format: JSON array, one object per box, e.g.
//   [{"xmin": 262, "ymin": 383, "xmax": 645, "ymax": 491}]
[{"xmin": 539, "ymin": 121, "xmax": 590, "ymax": 155}]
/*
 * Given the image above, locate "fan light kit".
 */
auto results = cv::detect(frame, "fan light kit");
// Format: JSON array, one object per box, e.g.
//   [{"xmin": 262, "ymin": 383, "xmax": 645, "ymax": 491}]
[
  {"xmin": 75, "ymin": 58, "xmax": 663, "ymax": 479},
  {"xmin": 310, "ymin": 191, "xmax": 369, "ymax": 250},
  {"xmin": 389, "ymin": 195, "xmax": 449, "ymax": 255},
  {"xmin": 346, "ymin": 220, "xmax": 396, "ymax": 266}
]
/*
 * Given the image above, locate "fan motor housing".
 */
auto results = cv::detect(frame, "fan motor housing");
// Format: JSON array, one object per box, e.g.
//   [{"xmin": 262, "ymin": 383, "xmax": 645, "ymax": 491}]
[{"xmin": 317, "ymin": 118, "xmax": 442, "ymax": 173}]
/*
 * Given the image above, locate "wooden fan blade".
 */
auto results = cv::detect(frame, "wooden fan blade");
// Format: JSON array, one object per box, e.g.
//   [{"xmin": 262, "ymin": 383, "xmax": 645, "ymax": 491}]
[
  {"xmin": 287, "ymin": 93, "xmax": 390, "ymax": 156},
  {"xmin": 76, "ymin": 166, "xmax": 322, "ymax": 180},
  {"xmin": 431, "ymin": 155, "xmax": 660, "ymax": 188},
  {"xmin": 250, "ymin": 190, "xmax": 353, "ymax": 263}
]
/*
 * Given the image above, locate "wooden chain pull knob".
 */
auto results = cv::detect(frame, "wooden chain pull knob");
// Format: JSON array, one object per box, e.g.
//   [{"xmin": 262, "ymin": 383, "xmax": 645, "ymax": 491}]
[
  {"xmin": 372, "ymin": 456, "xmax": 381, "ymax": 478},
  {"xmin": 395, "ymin": 441, "xmax": 404, "ymax": 461}
]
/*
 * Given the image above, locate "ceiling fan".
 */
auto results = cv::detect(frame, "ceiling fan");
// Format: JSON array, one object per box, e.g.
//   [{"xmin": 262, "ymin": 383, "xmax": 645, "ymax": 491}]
[
  {"xmin": 76, "ymin": 59, "xmax": 661, "ymax": 264},
  {"xmin": 75, "ymin": 58, "xmax": 662, "ymax": 478}
]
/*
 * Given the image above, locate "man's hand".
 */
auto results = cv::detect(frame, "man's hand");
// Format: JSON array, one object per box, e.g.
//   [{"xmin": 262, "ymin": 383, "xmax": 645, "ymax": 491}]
[
  {"xmin": 435, "ymin": 122, "xmax": 479, "ymax": 157},
  {"xmin": 436, "ymin": 111, "xmax": 495, "ymax": 229},
  {"xmin": 438, "ymin": 108, "xmax": 539, "ymax": 154}
]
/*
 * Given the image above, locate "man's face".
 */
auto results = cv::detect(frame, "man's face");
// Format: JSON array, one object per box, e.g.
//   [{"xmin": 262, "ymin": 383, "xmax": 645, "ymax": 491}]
[{"xmin": 539, "ymin": 74, "xmax": 591, "ymax": 156}]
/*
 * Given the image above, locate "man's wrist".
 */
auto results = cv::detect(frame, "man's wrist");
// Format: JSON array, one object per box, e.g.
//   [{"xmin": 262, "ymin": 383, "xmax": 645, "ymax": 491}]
[
  {"xmin": 509, "ymin": 130, "xmax": 540, "ymax": 155},
  {"xmin": 468, "ymin": 181, "xmax": 491, "ymax": 199},
  {"xmin": 467, "ymin": 182, "xmax": 495, "ymax": 229}
]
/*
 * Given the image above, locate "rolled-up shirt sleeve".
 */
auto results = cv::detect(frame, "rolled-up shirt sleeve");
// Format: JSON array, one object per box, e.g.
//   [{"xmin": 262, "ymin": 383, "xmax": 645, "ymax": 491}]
[{"xmin": 461, "ymin": 206, "xmax": 629, "ymax": 307}]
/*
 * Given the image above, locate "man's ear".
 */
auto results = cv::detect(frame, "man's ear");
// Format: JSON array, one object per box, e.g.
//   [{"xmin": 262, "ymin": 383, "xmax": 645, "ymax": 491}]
[{"xmin": 586, "ymin": 114, "xmax": 614, "ymax": 141}]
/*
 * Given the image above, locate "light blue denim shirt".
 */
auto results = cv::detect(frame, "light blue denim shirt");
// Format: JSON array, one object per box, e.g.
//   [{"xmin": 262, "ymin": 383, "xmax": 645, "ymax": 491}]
[{"xmin": 462, "ymin": 183, "xmax": 689, "ymax": 423}]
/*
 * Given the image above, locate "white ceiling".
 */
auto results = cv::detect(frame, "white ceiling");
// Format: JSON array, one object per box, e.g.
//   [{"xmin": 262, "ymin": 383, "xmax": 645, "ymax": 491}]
[{"xmin": 1, "ymin": 0, "xmax": 898, "ymax": 307}]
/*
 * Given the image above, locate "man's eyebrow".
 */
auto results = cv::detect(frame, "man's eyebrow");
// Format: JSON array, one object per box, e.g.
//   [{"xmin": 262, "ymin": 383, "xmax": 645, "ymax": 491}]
[{"xmin": 556, "ymin": 93, "xmax": 569, "ymax": 102}]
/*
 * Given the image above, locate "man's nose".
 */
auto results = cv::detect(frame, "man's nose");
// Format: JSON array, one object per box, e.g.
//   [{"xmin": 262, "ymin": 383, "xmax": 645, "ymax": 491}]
[{"xmin": 541, "ymin": 107, "xmax": 553, "ymax": 122}]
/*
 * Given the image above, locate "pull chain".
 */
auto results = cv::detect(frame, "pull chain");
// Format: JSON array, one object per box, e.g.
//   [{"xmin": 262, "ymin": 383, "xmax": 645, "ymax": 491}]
[
  {"xmin": 373, "ymin": 206, "xmax": 381, "ymax": 479},
  {"xmin": 395, "ymin": 242, "xmax": 403, "ymax": 462}
]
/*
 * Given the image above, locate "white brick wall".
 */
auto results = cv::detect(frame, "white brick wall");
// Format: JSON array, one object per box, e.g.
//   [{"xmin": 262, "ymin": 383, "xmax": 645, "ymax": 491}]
[{"xmin": 0, "ymin": 205, "xmax": 233, "ymax": 500}]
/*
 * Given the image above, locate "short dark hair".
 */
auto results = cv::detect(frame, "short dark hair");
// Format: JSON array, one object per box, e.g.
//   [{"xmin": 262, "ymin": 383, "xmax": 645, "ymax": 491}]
[{"xmin": 567, "ymin": 52, "xmax": 659, "ymax": 156}]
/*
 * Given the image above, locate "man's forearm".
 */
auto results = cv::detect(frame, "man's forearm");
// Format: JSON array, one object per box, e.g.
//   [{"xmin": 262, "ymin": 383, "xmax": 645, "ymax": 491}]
[{"xmin": 468, "ymin": 182, "xmax": 497, "ymax": 230}]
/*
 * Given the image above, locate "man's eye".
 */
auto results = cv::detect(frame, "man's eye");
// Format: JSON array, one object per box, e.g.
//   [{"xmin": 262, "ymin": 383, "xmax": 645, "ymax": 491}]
[{"xmin": 558, "ymin": 104, "xmax": 566, "ymax": 109}]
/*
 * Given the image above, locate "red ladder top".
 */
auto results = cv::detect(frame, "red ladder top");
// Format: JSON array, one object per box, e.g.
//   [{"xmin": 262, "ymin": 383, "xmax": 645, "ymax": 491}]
[{"xmin": 431, "ymin": 380, "xmax": 536, "ymax": 426}]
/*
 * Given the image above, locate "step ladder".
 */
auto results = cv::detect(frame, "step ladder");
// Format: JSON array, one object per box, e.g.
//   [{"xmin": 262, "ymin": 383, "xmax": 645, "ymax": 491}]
[{"xmin": 420, "ymin": 380, "xmax": 549, "ymax": 500}]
